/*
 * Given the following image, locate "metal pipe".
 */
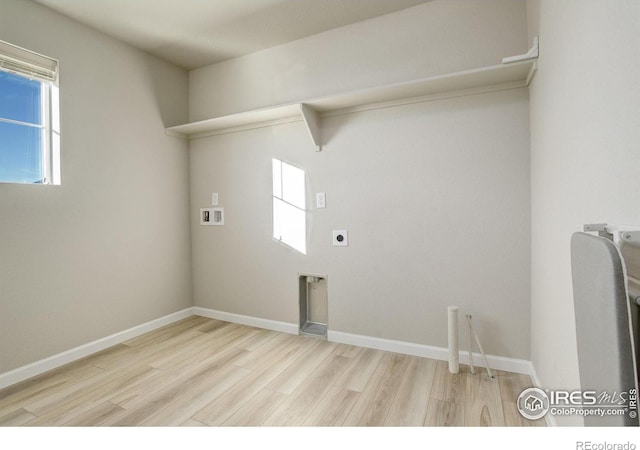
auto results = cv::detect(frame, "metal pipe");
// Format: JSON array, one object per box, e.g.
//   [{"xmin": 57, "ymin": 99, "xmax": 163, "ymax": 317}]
[{"xmin": 466, "ymin": 314, "xmax": 494, "ymax": 379}]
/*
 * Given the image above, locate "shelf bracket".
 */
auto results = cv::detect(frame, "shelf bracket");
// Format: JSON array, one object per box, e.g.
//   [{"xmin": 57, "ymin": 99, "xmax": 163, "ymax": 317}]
[
  {"xmin": 502, "ymin": 36, "xmax": 539, "ymax": 64},
  {"xmin": 583, "ymin": 223, "xmax": 612, "ymax": 239},
  {"xmin": 299, "ymin": 103, "xmax": 322, "ymax": 151},
  {"xmin": 584, "ymin": 223, "xmax": 640, "ymax": 247}
]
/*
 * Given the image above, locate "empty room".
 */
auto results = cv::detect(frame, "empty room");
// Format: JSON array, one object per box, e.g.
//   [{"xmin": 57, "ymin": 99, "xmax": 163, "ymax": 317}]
[{"xmin": 1, "ymin": 0, "xmax": 639, "ymax": 442}]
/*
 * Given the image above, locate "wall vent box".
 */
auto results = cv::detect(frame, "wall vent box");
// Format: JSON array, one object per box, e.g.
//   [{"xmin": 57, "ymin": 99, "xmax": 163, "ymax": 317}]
[
  {"xmin": 299, "ymin": 274, "xmax": 327, "ymax": 338},
  {"xmin": 200, "ymin": 207, "xmax": 224, "ymax": 225}
]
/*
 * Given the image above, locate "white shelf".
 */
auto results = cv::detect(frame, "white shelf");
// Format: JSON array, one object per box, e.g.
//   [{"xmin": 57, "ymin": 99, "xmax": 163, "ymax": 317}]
[{"xmin": 166, "ymin": 59, "xmax": 537, "ymax": 148}]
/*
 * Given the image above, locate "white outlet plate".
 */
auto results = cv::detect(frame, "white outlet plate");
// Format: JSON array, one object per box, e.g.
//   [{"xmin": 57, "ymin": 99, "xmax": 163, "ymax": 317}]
[
  {"xmin": 333, "ymin": 230, "xmax": 348, "ymax": 247},
  {"xmin": 200, "ymin": 207, "xmax": 224, "ymax": 225},
  {"xmin": 316, "ymin": 192, "xmax": 326, "ymax": 209},
  {"xmin": 212, "ymin": 193, "xmax": 219, "ymax": 206}
]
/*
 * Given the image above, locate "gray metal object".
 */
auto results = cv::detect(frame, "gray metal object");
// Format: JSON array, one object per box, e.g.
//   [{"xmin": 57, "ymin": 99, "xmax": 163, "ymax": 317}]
[
  {"xmin": 570, "ymin": 232, "xmax": 639, "ymax": 426},
  {"xmin": 466, "ymin": 314, "xmax": 494, "ymax": 379},
  {"xmin": 583, "ymin": 223, "xmax": 613, "ymax": 240}
]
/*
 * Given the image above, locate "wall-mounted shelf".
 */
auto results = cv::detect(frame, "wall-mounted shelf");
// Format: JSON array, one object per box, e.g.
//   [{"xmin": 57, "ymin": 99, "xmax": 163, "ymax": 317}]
[{"xmin": 166, "ymin": 58, "xmax": 537, "ymax": 150}]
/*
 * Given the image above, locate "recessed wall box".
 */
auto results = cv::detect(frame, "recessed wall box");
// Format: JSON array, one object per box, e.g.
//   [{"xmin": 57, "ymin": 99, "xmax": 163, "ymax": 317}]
[{"xmin": 299, "ymin": 273, "xmax": 327, "ymax": 338}]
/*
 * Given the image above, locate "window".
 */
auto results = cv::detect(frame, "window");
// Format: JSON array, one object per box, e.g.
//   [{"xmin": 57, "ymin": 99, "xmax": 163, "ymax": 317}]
[
  {"xmin": 0, "ymin": 40, "xmax": 59, "ymax": 185},
  {"xmin": 272, "ymin": 158, "xmax": 306, "ymax": 254}
]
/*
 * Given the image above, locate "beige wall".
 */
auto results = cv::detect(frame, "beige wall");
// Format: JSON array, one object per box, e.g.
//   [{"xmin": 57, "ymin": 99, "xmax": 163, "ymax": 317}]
[
  {"xmin": 0, "ymin": 0, "xmax": 534, "ymax": 375},
  {"xmin": 190, "ymin": 89, "xmax": 531, "ymax": 358},
  {"xmin": 527, "ymin": 0, "xmax": 640, "ymax": 425},
  {"xmin": 189, "ymin": 0, "xmax": 531, "ymax": 359},
  {"xmin": 189, "ymin": 0, "xmax": 528, "ymax": 121},
  {"xmin": 0, "ymin": 0, "xmax": 192, "ymax": 373}
]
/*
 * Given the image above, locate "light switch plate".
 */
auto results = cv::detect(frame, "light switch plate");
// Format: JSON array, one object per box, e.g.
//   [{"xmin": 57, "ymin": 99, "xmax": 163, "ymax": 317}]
[
  {"xmin": 332, "ymin": 230, "xmax": 348, "ymax": 247},
  {"xmin": 212, "ymin": 193, "xmax": 219, "ymax": 206}
]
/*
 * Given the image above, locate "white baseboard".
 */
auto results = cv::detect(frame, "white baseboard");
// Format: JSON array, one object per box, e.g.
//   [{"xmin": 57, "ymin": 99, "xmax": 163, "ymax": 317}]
[
  {"xmin": 528, "ymin": 361, "xmax": 558, "ymax": 427},
  {"xmin": 1, "ymin": 305, "xmax": 541, "ymax": 406},
  {"xmin": 192, "ymin": 309, "xmax": 532, "ymax": 374},
  {"xmin": 328, "ymin": 330, "xmax": 533, "ymax": 375},
  {"xmin": 0, "ymin": 307, "xmax": 194, "ymax": 390},
  {"xmin": 192, "ymin": 307, "xmax": 298, "ymax": 335},
  {"xmin": 528, "ymin": 360, "xmax": 543, "ymax": 388},
  {"xmin": 193, "ymin": 309, "xmax": 531, "ymax": 375}
]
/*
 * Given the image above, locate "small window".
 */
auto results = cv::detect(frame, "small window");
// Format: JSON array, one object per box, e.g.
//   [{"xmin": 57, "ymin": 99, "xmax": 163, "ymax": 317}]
[
  {"xmin": 0, "ymin": 40, "xmax": 59, "ymax": 185},
  {"xmin": 272, "ymin": 158, "xmax": 306, "ymax": 254}
]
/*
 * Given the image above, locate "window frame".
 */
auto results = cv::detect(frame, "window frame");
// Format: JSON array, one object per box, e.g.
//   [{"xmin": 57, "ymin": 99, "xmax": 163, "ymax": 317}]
[{"xmin": 0, "ymin": 40, "xmax": 60, "ymax": 185}]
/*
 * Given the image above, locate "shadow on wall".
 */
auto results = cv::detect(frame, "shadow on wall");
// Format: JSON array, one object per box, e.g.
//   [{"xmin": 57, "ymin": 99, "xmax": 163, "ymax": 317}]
[{"xmin": 142, "ymin": 54, "xmax": 189, "ymax": 128}]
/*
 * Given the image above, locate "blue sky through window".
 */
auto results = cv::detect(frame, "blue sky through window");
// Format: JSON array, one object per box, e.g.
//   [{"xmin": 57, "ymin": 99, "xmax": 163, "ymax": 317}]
[{"xmin": 0, "ymin": 71, "xmax": 43, "ymax": 183}]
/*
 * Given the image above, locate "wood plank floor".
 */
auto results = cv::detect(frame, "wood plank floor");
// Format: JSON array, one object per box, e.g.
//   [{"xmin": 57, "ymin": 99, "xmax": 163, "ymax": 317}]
[{"xmin": 0, "ymin": 316, "xmax": 545, "ymax": 427}]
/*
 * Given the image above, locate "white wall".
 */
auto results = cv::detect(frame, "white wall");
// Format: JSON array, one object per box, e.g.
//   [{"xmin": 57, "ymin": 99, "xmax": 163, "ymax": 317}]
[
  {"xmin": 527, "ymin": 0, "xmax": 640, "ymax": 425},
  {"xmin": 189, "ymin": 0, "xmax": 528, "ymax": 121},
  {"xmin": 190, "ymin": 0, "xmax": 531, "ymax": 359},
  {"xmin": 0, "ymin": 0, "xmax": 192, "ymax": 373}
]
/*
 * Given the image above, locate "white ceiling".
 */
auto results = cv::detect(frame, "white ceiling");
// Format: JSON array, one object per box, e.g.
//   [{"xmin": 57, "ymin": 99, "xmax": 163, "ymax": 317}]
[{"xmin": 34, "ymin": 0, "xmax": 432, "ymax": 70}]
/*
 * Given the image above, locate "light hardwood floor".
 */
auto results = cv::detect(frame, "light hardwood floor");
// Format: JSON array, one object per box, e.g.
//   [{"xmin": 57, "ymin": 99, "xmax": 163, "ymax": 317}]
[{"xmin": 0, "ymin": 316, "xmax": 545, "ymax": 427}]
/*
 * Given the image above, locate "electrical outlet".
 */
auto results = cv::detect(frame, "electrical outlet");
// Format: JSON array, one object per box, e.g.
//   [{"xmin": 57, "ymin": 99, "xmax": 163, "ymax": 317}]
[
  {"xmin": 316, "ymin": 192, "xmax": 326, "ymax": 209},
  {"xmin": 212, "ymin": 193, "xmax": 219, "ymax": 206},
  {"xmin": 332, "ymin": 230, "xmax": 348, "ymax": 247}
]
